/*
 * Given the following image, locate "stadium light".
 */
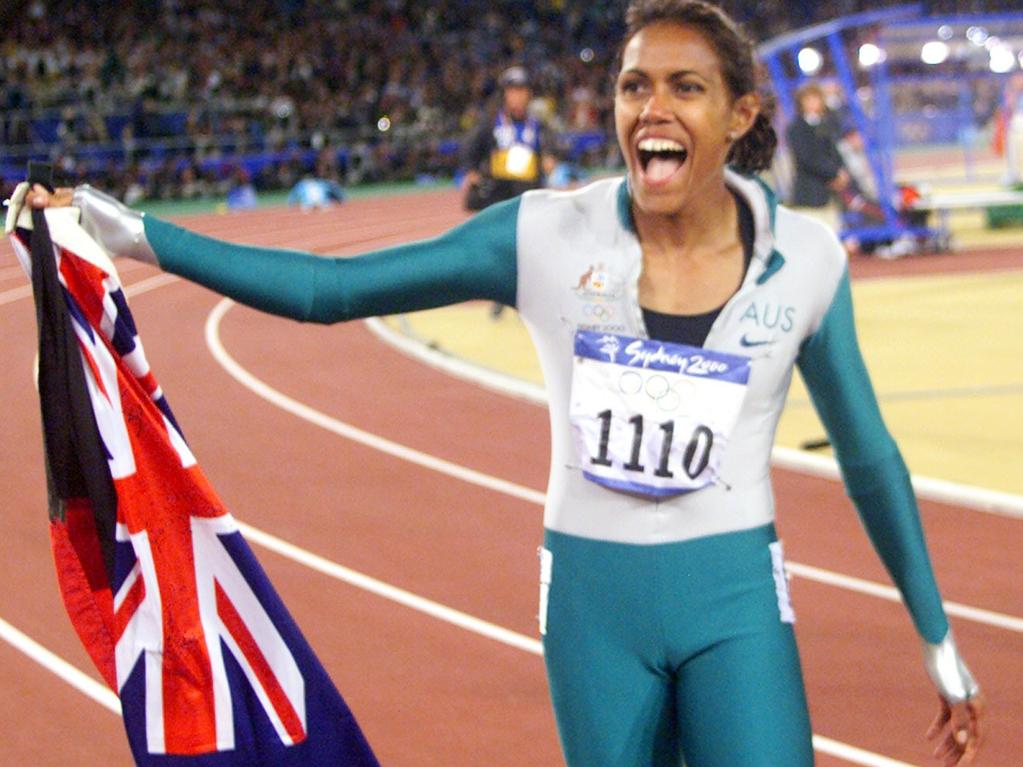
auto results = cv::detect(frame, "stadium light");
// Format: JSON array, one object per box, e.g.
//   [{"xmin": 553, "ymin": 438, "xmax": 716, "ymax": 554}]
[
  {"xmin": 858, "ymin": 43, "xmax": 885, "ymax": 68},
  {"xmin": 579, "ymin": 47, "xmax": 595, "ymax": 63},
  {"xmin": 966, "ymin": 26, "xmax": 988, "ymax": 46},
  {"xmin": 988, "ymin": 43, "xmax": 1017, "ymax": 74},
  {"xmin": 797, "ymin": 47, "xmax": 822, "ymax": 75},
  {"xmin": 920, "ymin": 41, "xmax": 950, "ymax": 65},
  {"xmin": 377, "ymin": 116, "xmax": 392, "ymax": 133},
  {"xmin": 937, "ymin": 25, "xmax": 953, "ymax": 41}
]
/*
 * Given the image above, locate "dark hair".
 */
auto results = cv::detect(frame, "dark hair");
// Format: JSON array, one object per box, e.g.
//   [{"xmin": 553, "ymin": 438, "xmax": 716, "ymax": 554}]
[{"xmin": 619, "ymin": 0, "xmax": 777, "ymax": 173}]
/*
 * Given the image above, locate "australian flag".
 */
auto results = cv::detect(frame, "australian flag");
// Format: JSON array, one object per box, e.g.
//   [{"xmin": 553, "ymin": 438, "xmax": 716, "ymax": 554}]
[{"xmin": 8, "ymin": 191, "xmax": 380, "ymax": 767}]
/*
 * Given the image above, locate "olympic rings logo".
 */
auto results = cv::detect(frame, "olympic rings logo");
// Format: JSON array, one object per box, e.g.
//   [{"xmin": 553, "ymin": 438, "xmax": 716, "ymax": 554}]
[
  {"xmin": 582, "ymin": 303, "xmax": 616, "ymax": 321},
  {"xmin": 618, "ymin": 371, "xmax": 684, "ymax": 413}
]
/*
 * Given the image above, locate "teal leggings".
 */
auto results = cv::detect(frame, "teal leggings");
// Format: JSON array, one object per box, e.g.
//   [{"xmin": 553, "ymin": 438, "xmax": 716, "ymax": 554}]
[{"xmin": 541, "ymin": 525, "xmax": 814, "ymax": 767}]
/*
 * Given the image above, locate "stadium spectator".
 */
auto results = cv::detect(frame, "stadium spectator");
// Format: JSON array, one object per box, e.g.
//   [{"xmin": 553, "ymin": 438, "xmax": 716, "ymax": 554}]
[
  {"xmin": 785, "ymin": 81, "xmax": 849, "ymax": 232},
  {"xmin": 2, "ymin": 0, "xmax": 1020, "ymax": 202}
]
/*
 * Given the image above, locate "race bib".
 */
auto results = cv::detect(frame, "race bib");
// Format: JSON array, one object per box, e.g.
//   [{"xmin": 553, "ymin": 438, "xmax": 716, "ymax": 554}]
[{"xmin": 569, "ymin": 331, "xmax": 750, "ymax": 497}]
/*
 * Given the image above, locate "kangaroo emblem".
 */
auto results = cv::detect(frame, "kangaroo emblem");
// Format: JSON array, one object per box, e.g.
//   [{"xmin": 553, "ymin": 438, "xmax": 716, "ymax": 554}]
[{"xmin": 575, "ymin": 265, "xmax": 595, "ymax": 291}]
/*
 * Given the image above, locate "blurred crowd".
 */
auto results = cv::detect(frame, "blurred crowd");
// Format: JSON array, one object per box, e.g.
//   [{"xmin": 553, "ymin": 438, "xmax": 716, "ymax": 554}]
[{"xmin": 1, "ymin": 0, "xmax": 1020, "ymax": 202}]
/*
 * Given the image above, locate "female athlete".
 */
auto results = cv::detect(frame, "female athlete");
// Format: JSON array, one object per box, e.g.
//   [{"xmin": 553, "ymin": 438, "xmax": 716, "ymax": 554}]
[{"xmin": 26, "ymin": 1, "xmax": 984, "ymax": 764}]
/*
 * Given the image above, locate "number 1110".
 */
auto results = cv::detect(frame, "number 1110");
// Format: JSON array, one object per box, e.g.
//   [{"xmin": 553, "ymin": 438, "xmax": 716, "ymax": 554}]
[{"xmin": 590, "ymin": 410, "xmax": 713, "ymax": 480}]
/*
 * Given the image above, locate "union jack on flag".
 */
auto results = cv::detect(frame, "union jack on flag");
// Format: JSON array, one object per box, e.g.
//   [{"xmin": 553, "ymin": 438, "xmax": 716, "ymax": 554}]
[{"xmin": 8, "ymin": 195, "xmax": 380, "ymax": 766}]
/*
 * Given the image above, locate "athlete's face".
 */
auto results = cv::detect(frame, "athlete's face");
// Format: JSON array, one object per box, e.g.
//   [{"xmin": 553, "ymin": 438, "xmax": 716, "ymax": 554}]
[{"xmin": 614, "ymin": 22, "xmax": 758, "ymax": 217}]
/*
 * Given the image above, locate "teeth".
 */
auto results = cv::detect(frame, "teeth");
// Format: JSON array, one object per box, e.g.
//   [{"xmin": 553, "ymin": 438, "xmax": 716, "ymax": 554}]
[{"xmin": 637, "ymin": 138, "xmax": 685, "ymax": 152}]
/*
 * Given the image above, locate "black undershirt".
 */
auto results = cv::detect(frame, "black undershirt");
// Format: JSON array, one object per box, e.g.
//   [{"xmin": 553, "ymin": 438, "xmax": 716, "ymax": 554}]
[{"xmin": 641, "ymin": 192, "xmax": 755, "ymax": 347}]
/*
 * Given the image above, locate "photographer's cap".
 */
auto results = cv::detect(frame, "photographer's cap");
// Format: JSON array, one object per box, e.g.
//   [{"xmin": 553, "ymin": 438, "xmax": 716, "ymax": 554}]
[{"xmin": 500, "ymin": 66, "xmax": 530, "ymax": 88}]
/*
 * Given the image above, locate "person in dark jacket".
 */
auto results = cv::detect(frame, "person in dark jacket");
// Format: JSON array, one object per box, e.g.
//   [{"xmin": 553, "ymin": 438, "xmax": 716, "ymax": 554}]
[
  {"xmin": 460, "ymin": 66, "xmax": 556, "ymax": 212},
  {"xmin": 785, "ymin": 82, "xmax": 849, "ymax": 231}
]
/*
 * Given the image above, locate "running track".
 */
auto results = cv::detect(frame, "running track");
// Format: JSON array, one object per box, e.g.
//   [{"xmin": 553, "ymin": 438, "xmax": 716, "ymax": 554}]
[{"xmin": 1, "ymin": 188, "xmax": 1021, "ymax": 766}]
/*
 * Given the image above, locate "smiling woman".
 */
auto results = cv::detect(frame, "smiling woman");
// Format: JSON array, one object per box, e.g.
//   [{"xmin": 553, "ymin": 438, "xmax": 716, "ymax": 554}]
[{"xmin": 20, "ymin": 1, "xmax": 983, "ymax": 765}]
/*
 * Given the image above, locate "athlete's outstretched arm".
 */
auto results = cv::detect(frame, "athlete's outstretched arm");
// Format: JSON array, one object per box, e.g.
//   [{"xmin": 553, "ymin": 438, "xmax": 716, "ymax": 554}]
[
  {"xmin": 35, "ymin": 184, "xmax": 519, "ymax": 323},
  {"xmin": 797, "ymin": 270, "xmax": 983, "ymax": 765}
]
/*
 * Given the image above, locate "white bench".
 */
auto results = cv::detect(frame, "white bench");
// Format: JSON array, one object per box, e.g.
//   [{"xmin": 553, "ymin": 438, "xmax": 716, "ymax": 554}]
[
  {"xmin": 909, "ymin": 190, "xmax": 1023, "ymax": 230},
  {"xmin": 911, "ymin": 189, "xmax": 1023, "ymax": 209}
]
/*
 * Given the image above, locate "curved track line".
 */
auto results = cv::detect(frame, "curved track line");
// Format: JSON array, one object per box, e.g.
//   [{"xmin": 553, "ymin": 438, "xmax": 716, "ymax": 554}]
[
  {"xmin": 0, "ymin": 616, "xmax": 121, "ymax": 714},
  {"xmin": 812, "ymin": 738, "xmax": 916, "ymax": 767},
  {"xmin": 209, "ymin": 301, "xmax": 1023, "ymax": 636},
  {"xmin": 0, "ymin": 283, "xmax": 32, "ymax": 305},
  {"xmin": 786, "ymin": 562, "xmax": 1023, "ymax": 633},
  {"xmin": 236, "ymin": 522, "xmax": 543, "ymax": 656},
  {"xmin": 123, "ymin": 273, "xmax": 181, "ymax": 298},
  {"xmin": 205, "ymin": 300, "xmax": 545, "ymax": 506},
  {"xmin": 365, "ymin": 317, "xmax": 1023, "ymax": 519},
  {"xmin": 2, "ymin": 271, "xmax": 179, "ymax": 307}
]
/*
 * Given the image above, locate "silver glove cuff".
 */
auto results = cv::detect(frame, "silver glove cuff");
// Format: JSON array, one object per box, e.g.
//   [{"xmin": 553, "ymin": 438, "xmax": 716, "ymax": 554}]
[
  {"xmin": 71, "ymin": 185, "xmax": 158, "ymax": 266},
  {"xmin": 923, "ymin": 631, "xmax": 980, "ymax": 704}
]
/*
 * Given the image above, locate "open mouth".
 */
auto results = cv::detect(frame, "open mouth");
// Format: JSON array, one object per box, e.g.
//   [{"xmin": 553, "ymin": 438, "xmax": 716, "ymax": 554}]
[{"xmin": 637, "ymin": 138, "xmax": 688, "ymax": 184}]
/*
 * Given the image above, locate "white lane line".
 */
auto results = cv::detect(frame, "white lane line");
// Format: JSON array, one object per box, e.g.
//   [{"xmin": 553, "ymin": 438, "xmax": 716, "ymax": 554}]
[
  {"xmin": 788, "ymin": 562, "xmax": 1023, "ymax": 633},
  {"xmin": 204, "ymin": 300, "xmax": 545, "ymax": 507},
  {"xmin": 123, "ymin": 273, "xmax": 180, "ymax": 298},
  {"xmin": 208, "ymin": 301, "xmax": 1023, "ymax": 635},
  {"xmin": 236, "ymin": 521, "xmax": 543, "ymax": 655},
  {"xmin": 784, "ymin": 382, "xmax": 1023, "ymax": 407},
  {"xmin": 0, "ymin": 264, "xmax": 29, "ymax": 280},
  {"xmin": 812, "ymin": 736, "xmax": 918, "ymax": 767},
  {"xmin": 0, "ymin": 283, "xmax": 32, "ymax": 305},
  {"xmin": 365, "ymin": 316, "xmax": 1023, "ymax": 520},
  {"xmin": 0, "ymin": 257, "xmax": 149, "ymax": 281},
  {"xmin": 0, "ymin": 616, "xmax": 121, "ymax": 714},
  {"xmin": 1, "ymin": 270, "xmax": 178, "ymax": 306},
  {"xmin": 770, "ymin": 447, "xmax": 1023, "ymax": 520}
]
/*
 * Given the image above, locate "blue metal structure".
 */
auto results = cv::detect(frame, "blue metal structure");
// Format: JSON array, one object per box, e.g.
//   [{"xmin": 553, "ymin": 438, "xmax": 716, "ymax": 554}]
[
  {"xmin": 759, "ymin": 5, "xmax": 924, "ymax": 245},
  {"xmin": 762, "ymin": 6, "xmax": 1023, "ymax": 246}
]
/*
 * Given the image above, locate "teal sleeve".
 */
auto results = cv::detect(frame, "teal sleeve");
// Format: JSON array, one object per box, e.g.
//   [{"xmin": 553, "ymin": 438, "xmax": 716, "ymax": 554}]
[
  {"xmin": 796, "ymin": 270, "xmax": 948, "ymax": 643},
  {"xmin": 142, "ymin": 197, "xmax": 520, "ymax": 322}
]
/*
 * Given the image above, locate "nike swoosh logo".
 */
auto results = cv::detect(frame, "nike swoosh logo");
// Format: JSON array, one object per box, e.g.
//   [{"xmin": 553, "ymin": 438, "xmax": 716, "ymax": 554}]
[{"xmin": 740, "ymin": 335, "xmax": 774, "ymax": 348}]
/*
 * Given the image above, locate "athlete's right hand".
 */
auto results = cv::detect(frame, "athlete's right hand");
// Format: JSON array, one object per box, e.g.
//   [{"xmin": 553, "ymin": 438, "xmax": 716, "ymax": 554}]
[
  {"xmin": 26, "ymin": 183, "xmax": 74, "ymax": 210},
  {"xmin": 5, "ymin": 181, "xmax": 72, "ymax": 235}
]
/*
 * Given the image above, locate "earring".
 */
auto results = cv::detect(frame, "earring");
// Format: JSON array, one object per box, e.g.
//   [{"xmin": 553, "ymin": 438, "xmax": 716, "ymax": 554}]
[{"xmin": 727, "ymin": 131, "xmax": 738, "ymax": 141}]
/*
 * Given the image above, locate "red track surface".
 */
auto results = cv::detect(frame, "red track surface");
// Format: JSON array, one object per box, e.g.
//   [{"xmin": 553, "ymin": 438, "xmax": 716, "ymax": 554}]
[{"xmin": 1, "ymin": 188, "xmax": 1021, "ymax": 766}]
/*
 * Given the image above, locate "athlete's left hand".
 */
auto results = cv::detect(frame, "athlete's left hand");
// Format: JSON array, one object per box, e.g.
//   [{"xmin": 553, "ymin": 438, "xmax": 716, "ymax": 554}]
[{"xmin": 927, "ymin": 693, "xmax": 984, "ymax": 765}]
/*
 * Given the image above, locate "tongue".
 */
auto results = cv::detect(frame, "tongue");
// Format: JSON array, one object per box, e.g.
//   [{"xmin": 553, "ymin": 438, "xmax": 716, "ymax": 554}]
[{"xmin": 646, "ymin": 155, "xmax": 682, "ymax": 183}]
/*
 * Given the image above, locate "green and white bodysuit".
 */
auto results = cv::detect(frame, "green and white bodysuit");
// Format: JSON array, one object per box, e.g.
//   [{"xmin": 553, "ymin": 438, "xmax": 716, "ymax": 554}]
[{"xmin": 73, "ymin": 170, "xmax": 974, "ymax": 767}]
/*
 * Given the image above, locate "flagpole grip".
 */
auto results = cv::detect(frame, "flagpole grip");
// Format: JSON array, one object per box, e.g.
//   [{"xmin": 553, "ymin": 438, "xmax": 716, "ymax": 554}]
[{"xmin": 27, "ymin": 162, "xmax": 55, "ymax": 193}]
